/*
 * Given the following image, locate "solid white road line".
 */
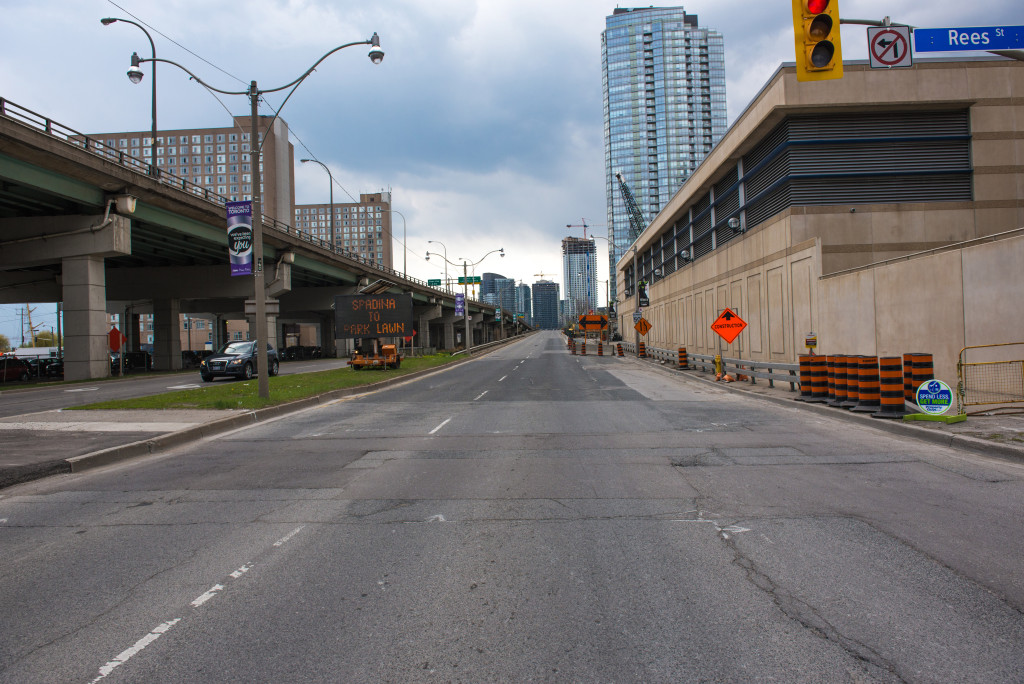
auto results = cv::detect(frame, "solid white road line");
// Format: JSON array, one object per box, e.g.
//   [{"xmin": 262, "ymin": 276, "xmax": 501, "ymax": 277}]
[{"xmin": 429, "ymin": 417, "xmax": 453, "ymax": 435}]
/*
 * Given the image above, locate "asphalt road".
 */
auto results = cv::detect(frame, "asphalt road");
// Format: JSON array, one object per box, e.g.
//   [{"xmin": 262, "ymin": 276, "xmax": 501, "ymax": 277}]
[
  {"xmin": 0, "ymin": 357, "xmax": 353, "ymax": 418},
  {"xmin": 2, "ymin": 331, "xmax": 1023, "ymax": 682}
]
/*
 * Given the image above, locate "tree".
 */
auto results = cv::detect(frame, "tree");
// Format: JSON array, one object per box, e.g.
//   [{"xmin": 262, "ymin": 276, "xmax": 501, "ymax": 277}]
[
  {"xmin": 0, "ymin": 334, "xmax": 9, "ymax": 352},
  {"xmin": 33, "ymin": 331, "xmax": 61, "ymax": 347}
]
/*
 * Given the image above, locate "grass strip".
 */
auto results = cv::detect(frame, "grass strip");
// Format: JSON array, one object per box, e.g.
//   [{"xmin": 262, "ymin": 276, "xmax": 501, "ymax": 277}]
[{"xmin": 70, "ymin": 354, "xmax": 460, "ymax": 411}]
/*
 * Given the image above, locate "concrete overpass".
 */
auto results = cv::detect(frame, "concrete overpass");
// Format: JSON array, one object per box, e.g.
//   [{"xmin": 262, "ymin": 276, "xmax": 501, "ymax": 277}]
[{"xmin": 0, "ymin": 97, "xmax": 520, "ymax": 380}]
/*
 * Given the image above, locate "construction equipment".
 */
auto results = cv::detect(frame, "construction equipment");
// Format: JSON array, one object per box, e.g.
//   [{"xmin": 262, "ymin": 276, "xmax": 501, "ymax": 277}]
[
  {"xmin": 348, "ymin": 339, "xmax": 401, "ymax": 370},
  {"xmin": 615, "ymin": 172, "xmax": 647, "ymax": 242},
  {"xmin": 534, "ymin": 272, "xmax": 556, "ymax": 279},
  {"xmin": 566, "ymin": 219, "xmax": 605, "ymax": 240}
]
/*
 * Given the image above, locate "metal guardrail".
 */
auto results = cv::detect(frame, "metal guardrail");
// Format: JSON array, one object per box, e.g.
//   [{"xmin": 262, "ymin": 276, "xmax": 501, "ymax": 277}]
[
  {"xmin": 0, "ymin": 96, "xmax": 492, "ymax": 307},
  {"xmin": 957, "ymin": 343, "xmax": 1024, "ymax": 414},
  {"xmin": 618, "ymin": 342, "xmax": 799, "ymax": 390}
]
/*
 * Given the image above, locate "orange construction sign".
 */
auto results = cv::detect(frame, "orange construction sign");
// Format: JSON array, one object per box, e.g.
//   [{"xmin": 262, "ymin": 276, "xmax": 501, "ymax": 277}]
[
  {"xmin": 578, "ymin": 314, "xmax": 609, "ymax": 331},
  {"xmin": 710, "ymin": 308, "xmax": 747, "ymax": 344},
  {"xmin": 634, "ymin": 317, "xmax": 652, "ymax": 336}
]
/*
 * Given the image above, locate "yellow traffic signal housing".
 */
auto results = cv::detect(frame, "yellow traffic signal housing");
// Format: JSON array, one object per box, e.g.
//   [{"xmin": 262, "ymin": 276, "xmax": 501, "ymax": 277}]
[{"xmin": 791, "ymin": 0, "xmax": 843, "ymax": 81}]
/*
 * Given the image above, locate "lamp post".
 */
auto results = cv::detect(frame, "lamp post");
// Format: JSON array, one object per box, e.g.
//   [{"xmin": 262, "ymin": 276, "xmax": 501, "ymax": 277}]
[
  {"xmin": 102, "ymin": 17, "xmax": 158, "ymax": 176},
  {"xmin": 427, "ymin": 240, "xmax": 449, "ymax": 292},
  {"xmin": 300, "ymin": 159, "xmax": 334, "ymax": 239},
  {"xmin": 125, "ymin": 34, "xmax": 384, "ymax": 398},
  {"xmin": 427, "ymin": 248, "xmax": 504, "ymax": 354}
]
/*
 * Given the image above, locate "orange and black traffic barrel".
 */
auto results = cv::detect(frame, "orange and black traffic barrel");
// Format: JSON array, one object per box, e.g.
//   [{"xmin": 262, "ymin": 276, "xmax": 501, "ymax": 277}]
[
  {"xmin": 903, "ymin": 352, "xmax": 915, "ymax": 402},
  {"xmin": 678, "ymin": 347, "xmax": 688, "ymax": 369},
  {"xmin": 638, "ymin": 342, "xmax": 646, "ymax": 358},
  {"xmin": 829, "ymin": 355, "xmax": 848, "ymax": 407},
  {"xmin": 826, "ymin": 356, "xmax": 837, "ymax": 404},
  {"xmin": 851, "ymin": 356, "xmax": 881, "ymax": 413},
  {"xmin": 581, "ymin": 340, "xmax": 587, "ymax": 355},
  {"xmin": 911, "ymin": 353, "xmax": 934, "ymax": 394},
  {"xmin": 617, "ymin": 343, "xmax": 624, "ymax": 357},
  {"xmin": 872, "ymin": 356, "xmax": 907, "ymax": 418},
  {"xmin": 841, "ymin": 355, "xmax": 861, "ymax": 408},
  {"xmin": 598, "ymin": 341, "xmax": 604, "ymax": 356},
  {"xmin": 796, "ymin": 355, "xmax": 814, "ymax": 401},
  {"xmin": 806, "ymin": 355, "xmax": 829, "ymax": 402}
]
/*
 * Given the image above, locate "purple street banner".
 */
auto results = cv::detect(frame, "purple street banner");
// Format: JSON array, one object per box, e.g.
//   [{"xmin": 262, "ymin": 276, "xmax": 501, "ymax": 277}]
[
  {"xmin": 226, "ymin": 201, "xmax": 254, "ymax": 276},
  {"xmin": 455, "ymin": 292, "xmax": 465, "ymax": 316}
]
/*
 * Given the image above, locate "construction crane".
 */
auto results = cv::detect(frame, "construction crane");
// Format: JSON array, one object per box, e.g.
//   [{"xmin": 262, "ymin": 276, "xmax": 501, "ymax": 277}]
[
  {"xmin": 566, "ymin": 219, "xmax": 605, "ymax": 240},
  {"xmin": 534, "ymin": 272, "xmax": 556, "ymax": 280},
  {"xmin": 615, "ymin": 172, "xmax": 647, "ymax": 242}
]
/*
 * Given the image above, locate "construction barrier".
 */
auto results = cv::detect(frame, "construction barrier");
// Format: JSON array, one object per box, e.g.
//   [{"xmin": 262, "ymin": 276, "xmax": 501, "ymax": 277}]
[
  {"xmin": 796, "ymin": 355, "xmax": 814, "ymax": 400},
  {"xmin": 829, "ymin": 355, "xmax": 849, "ymax": 407},
  {"xmin": 638, "ymin": 342, "xmax": 646, "ymax": 358},
  {"xmin": 581, "ymin": 341, "xmax": 587, "ymax": 356},
  {"xmin": 841, "ymin": 355, "xmax": 861, "ymax": 408},
  {"xmin": 598, "ymin": 341, "xmax": 603, "ymax": 356},
  {"xmin": 678, "ymin": 347, "xmax": 688, "ymax": 369},
  {"xmin": 903, "ymin": 352, "xmax": 915, "ymax": 402},
  {"xmin": 957, "ymin": 343, "xmax": 1024, "ymax": 414},
  {"xmin": 806, "ymin": 355, "xmax": 829, "ymax": 402},
  {"xmin": 826, "ymin": 356, "xmax": 837, "ymax": 404},
  {"xmin": 873, "ymin": 356, "xmax": 907, "ymax": 419},
  {"xmin": 911, "ymin": 353, "xmax": 934, "ymax": 393},
  {"xmin": 617, "ymin": 343, "xmax": 624, "ymax": 357},
  {"xmin": 851, "ymin": 356, "xmax": 881, "ymax": 413}
]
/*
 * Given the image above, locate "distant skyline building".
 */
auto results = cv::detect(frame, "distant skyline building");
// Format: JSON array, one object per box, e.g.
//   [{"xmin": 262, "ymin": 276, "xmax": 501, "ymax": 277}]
[
  {"xmin": 531, "ymin": 281, "xmax": 560, "ymax": 330},
  {"xmin": 602, "ymin": 6, "xmax": 727, "ymax": 302},
  {"xmin": 562, "ymin": 236, "xmax": 598, "ymax": 322},
  {"xmin": 516, "ymin": 283, "xmax": 533, "ymax": 326}
]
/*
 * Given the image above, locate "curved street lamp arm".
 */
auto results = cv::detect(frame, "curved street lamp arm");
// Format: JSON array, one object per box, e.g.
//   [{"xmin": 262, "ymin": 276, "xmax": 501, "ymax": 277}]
[
  {"xmin": 136, "ymin": 56, "xmax": 248, "ymax": 96},
  {"xmin": 259, "ymin": 38, "xmax": 375, "ymax": 95}
]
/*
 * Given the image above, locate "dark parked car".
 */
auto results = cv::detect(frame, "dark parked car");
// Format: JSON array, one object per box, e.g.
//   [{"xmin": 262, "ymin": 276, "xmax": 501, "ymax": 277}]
[
  {"xmin": 0, "ymin": 356, "xmax": 31, "ymax": 383},
  {"xmin": 200, "ymin": 341, "xmax": 279, "ymax": 381}
]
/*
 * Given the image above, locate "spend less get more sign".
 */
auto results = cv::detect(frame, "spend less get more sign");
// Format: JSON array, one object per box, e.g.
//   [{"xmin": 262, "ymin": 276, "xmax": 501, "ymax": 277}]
[{"xmin": 334, "ymin": 294, "xmax": 414, "ymax": 339}]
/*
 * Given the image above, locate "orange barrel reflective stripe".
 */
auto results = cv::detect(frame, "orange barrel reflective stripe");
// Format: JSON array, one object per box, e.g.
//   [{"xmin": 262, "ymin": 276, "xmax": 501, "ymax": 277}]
[
  {"xmin": 825, "ymin": 356, "xmax": 837, "ymax": 405},
  {"xmin": 841, "ymin": 355, "xmax": 861, "ymax": 409},
  {"xmin": 678, "ymin": 347, "xmax": 688, "ymax": 369},
  {"xmin": 872, "ymin": 356, "xmax": 908, "ymax": 419},
  {"xmin": 852, "ymin": 356, "xmax": 881, "ymax": 413},
  {"xmin": 903, "ymin": 352, "xmax": 915, "ymax": 402},
  {"xmin": 796, "ymin": 355, "xmax": 814, "ymax": 401},
  {"xmin": 829, "ymin": 355, "xmax": 849, "ymax": 407},
  {"xmin": 911, "ymin": 353, "xmax": 934, "ymax": 394},
  {"xmin": 807, "ymin": 355, "xmax": 829, "ymax": 402}
]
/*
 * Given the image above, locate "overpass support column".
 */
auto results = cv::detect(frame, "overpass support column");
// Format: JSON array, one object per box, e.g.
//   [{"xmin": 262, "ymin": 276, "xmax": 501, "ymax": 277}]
[
  {"xmin": 440, "ymin": 310, "xmax": 458, "ymax": 350},
  {"xmin": 414, "ymin": 304, "xmax": 442, "ymax": 349},
  {"xmin": 320, "ymin": 313, "xmax": 337, "ymax": 358},
  {"xmin": 153, "ymin": 299, "xmax": 182, "ymax": 371},
  {"xmin": 62, "ymin": 255, "xmax": 108, "ymax": 381}
]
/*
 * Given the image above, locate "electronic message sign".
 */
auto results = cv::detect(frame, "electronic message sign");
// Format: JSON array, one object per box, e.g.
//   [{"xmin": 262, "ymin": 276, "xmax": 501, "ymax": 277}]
[{"xmin": 334, "ymin": 293, "xmax": 414, "ymax": 339}]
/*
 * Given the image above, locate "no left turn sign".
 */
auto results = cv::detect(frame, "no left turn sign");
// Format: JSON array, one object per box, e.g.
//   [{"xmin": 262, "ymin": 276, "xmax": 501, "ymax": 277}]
[{"xmin": 868, "ymin": 26, "xmax": 913, "ymax": 69}]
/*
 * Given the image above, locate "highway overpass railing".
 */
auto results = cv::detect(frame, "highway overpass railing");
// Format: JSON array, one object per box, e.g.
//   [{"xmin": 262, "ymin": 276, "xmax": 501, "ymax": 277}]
[{"xmin": 0, "ymin": 96, "xmax": 486, "ymax": 305}]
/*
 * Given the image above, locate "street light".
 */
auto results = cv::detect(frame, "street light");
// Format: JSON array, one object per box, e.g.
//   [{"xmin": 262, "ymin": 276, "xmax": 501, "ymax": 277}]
[
  {"xmin": 427, "ymin": 247, "xmax": 504, "ymax": 354},
  {"xmin": 427, "ymin": 240, "xmax": 448, "ymax": 292},
  {"xmin": 300, "ymin": 159, "xmax": 334, "ymax": 239},
  {"xmin": 124, "ymin": 33, "xmax": 384, "ymax": 398},
  {"xmin": 102, "ymin": 17, "xmax": 158, "ymax": 176}
]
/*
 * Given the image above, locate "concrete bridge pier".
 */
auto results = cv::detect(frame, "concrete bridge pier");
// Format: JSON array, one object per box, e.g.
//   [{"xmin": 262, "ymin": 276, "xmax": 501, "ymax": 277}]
[
  {"xmin": 152, "ymin": 299, "xmax": 182, "ymax": 372},
  {"xmin": 415, "ymin": 303, "xmax": 442, "ymax": 349},
  {"xmin": 62, "ymin": 255, "xmax": 109, "ymax": 381}
]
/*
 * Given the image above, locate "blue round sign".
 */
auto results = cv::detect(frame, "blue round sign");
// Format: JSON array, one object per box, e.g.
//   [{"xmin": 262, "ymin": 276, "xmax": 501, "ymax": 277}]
[{"xmin": 915, "ymin": 379, "xmax": 953, "ymax": 415}]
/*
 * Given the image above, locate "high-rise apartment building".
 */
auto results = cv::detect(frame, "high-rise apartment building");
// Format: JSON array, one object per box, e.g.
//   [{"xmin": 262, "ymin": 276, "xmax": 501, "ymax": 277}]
[
  {"xmin": 516, "ymin": 283, "xmax": 533, "ymax": 326},
  {"xmin": 562, "ymin": 237, "xmax": 598, "ymax": 321},
  {"xmin": 85, "ymin": 115, "xmax": 295, "ymax": 225},
  {"xmin": 292, "ymin": 192, "xmax": 393, "ymax": 268},
  {"xmin": 602, "ymin": 6, "xmax": 727, "ymax": 301},
  {"xmin": 531, "ymin": 281, "xmax": 560, "ymax": 330}
]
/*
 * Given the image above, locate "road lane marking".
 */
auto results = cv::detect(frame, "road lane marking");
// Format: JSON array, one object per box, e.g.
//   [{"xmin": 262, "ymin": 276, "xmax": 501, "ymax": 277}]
[
  {"xmin": 89, "ymin": 618, "xmax": 181, "ymax": 683},
  {"xmin": 166, "ymin": 384, "xmax": 200, "ymax": 390},
  {"xmin": 230, "ymin": 563, "xmax": 253, "ymax": 579},
  {"xmin": 429, "ymin": 417, "xmax": 453, "ymax": 435},
  {"xmin": 498, "ymin": 375, "xmax": 507, "ymax": 382},
  {"xmin": 64, "ymin": 387, "xmax": 99, "ymax": 392},
  {"xmin": 190, "ymin": 584, "xmax": 224, "ymax": 608},
  {"xmin": 474, "ymin": 391, "xmax": 488, "ymax": 401},
  {"xmin": 273, "ymin": 525, "xmax": 305, "ymax": 547}
]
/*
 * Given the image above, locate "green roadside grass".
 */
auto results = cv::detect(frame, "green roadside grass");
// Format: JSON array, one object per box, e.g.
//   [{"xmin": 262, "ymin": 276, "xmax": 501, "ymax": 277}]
[{"xmin": 69, "ymin": 354, "xmax": 461, "ymax": 411}]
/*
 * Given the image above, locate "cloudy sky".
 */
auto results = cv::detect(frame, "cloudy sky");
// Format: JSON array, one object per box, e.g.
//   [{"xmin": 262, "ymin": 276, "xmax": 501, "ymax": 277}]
[{"xmin": 1, "ymin": 0, "xmax": 1020, "ymax": 345}]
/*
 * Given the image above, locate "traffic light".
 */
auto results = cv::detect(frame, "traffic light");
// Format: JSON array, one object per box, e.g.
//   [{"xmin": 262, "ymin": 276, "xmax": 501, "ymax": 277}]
[{"xmin": 791, "ymin": 0, "xmax": 843, "ymax": 82}]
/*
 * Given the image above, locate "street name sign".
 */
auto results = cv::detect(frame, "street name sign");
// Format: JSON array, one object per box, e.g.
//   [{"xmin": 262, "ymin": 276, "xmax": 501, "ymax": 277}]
[
  {"xmin": 868, "ymin": 26, "xmax": 913, "ymax": 68},
  {"xmin": 914, "ymin": 25, "xmax": 1024, "ymax": 52},
  {"xmin": 458, "ymin": 275, "xmax": 482, "ymax": 284},
  {"xmin": 710, "ymin": 308, "xmax": 747, "ymax": 344}
]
